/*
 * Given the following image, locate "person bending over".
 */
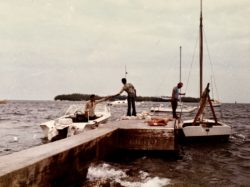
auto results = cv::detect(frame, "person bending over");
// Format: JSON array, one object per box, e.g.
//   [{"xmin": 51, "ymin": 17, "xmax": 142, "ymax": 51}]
[{"xmin": 116, "ymin": 78, "xmax": 137, "ymax": 116}]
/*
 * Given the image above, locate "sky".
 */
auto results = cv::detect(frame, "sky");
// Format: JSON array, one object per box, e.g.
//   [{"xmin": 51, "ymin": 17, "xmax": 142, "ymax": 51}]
[{"xmin": 0, "ymin": 0, "xmax": 249, "ymax": 103}]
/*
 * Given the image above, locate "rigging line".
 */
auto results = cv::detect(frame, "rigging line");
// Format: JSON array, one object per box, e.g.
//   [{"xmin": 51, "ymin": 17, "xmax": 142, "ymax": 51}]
[
  {"xmin": 184, "ymin": 31, "xmax": 199, "ymax": 95},
  {"xmin": 203, "ymin": 29, "xmax": 220, "ymax": 101},
  {"xmin": 203, "ymin": 29, "xmax": 224, "ymax": 120}
]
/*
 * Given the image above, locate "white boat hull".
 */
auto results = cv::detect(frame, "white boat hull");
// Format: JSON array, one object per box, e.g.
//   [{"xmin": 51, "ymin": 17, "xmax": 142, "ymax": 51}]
[
  {"xmin": 180, "ymin": 119, "xmax": 231, "ymax": 139},
  {"xmin": 206, "ymin": 101, "xmax": 221, "ymax": 107},
  {"xmin": 211, "ymin": 103, "xmax": 221, "ymax": 107},
  {"xmin": 151, "ymin": 105, "xmax": 197, "ymax": 113},
  {"xmin": 67, "ymin": 112, "xmax": 110, "ymax": 137},
  {"xmin": 40, "ymin": 105, "xmax": 111, "ymax": 141},
  {"xmin": 40, "ymin": 120, "xmax": 59, "ymax": 141}
]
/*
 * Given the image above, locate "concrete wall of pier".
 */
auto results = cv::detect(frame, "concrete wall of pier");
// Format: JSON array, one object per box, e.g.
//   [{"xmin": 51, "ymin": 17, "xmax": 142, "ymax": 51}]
[
  {"xmin": 0, "ymin": 120, "xmax": 177, "ymax": 187},
  {"xmin": 0, "ymin": 128, "xmax": 117, "ymax": 187}
]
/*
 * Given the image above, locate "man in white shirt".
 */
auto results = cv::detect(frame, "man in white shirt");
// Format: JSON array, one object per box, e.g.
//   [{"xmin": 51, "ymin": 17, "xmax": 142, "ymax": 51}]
[{"xmin": 171, "ymin": 82, "xmax": 185, "ymax": 119}]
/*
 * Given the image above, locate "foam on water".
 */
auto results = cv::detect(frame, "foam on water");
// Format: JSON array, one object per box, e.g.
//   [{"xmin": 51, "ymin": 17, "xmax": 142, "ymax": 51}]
[
  {"xmin": 86, "ymin": 163, "xmax": 171, "ymax": 187},
  {"xmin": 87, "ymin": 163, "xmax": 127, "ymax": 180},
  {"xmin": 141, "ymin": 177, "xmax": 171, "ymax": 187}
]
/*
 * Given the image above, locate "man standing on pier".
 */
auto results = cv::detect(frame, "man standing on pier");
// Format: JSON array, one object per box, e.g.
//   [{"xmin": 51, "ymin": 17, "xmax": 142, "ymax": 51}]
[
  {"xmin": 171, "ymin": 82, "xmax": 185, "ymax": 119},
  {"xmin": 116, "ymin": 78, "xmax": 137, "ymax": 116}
]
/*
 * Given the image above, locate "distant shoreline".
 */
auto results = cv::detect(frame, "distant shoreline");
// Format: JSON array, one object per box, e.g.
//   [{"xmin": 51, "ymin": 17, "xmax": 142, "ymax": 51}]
[{"xmin": 54, "ymin": 93, "xmax": 200, "ymax": 103}]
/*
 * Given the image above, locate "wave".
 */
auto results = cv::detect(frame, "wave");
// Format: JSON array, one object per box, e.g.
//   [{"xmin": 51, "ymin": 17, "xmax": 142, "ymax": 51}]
[{"xmin": 85, "ymin": 162, "xmax": 171, "ymax": 187}]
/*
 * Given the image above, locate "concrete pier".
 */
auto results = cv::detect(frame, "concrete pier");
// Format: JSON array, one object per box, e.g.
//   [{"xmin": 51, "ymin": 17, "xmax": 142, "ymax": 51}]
[
  {"xmin": 103, "ymin": 119, "xmax": 177, "ymax": 151},
  {"xmin": 0, "ymin": 119, "xmax": 178, "ymax": 187}
]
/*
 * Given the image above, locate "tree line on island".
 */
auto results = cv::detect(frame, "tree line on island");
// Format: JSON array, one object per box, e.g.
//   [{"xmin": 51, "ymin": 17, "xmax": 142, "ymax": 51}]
[{"xmin": 54, "ymin": 93, "xmax": 199, "ymax": 103}]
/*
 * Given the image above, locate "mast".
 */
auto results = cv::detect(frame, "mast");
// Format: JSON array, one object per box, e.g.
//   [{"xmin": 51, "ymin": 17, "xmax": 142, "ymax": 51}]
[
  {"xmin": 125, "ymin": 65, "xmax": 128, "ymax": 78},
  {"xmin": 211, "ymin": 75, "xmax": 214, "ymax": 99},
  {"xmin": 180, "ymin": 46, "xmax": 182, "ymax": 82},
  {"xmin": 199, "ymin": 0, "xmax": 203, "ymax": 98},
  {"xmin": 179, "ymin": 46, "xmax": 182, "ymax": 103}
]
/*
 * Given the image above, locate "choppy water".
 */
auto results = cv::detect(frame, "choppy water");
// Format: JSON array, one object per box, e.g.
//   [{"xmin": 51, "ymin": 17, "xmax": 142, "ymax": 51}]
[{"xmin": 0, "ymin": 100, "xmax": 249, "ymax": 186}]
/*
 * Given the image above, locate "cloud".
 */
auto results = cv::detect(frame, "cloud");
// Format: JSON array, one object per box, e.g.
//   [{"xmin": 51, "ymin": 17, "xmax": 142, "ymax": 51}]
[{"xmin": 0, "ymin": 0, "xmax": 250, "ymax": 102}]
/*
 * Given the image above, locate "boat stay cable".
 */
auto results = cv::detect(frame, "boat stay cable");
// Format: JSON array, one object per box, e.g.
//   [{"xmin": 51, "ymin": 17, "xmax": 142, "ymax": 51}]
[
  {"xmin": 183, "ymin": 32, "xmax": 199, "ymax": 98},
  {"xmin": 203, "ymin": 30, "xmax": 220, "ymax": 102},
  {"xmin": 204, "ymin": 29, "xmax": 224, "ymax": 119}
]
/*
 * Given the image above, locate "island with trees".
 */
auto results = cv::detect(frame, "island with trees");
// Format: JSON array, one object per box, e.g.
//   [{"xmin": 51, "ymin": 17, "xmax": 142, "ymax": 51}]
[{"xmin": 54, "ymin": 93, "xmax": 199, "ymax": 103}]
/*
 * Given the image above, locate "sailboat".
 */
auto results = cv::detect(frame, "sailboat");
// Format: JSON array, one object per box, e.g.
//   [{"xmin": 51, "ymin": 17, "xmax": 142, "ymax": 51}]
[
  {"xmin": 209, "ymin": 99, "xmax": 221, "ymax": 107},
  {"xmin": 179, "ymin": 0, "xmax": 231, "ymax": 140},
  {"xmin": 150, "ymin": 46, "xmax": 197, "ymax": 113}
]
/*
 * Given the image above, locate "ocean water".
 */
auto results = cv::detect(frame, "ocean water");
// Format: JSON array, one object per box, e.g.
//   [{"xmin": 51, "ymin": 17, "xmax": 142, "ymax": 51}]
[{"xmin": 0, "ymin": 100, "xmax": 249, "ymax": 186}]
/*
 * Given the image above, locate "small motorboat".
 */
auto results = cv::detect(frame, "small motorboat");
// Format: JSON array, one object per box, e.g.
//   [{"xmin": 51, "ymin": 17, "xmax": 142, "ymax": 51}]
[
  {"xmin": 40, "ymin": 104, "xmax": 111, "ymax": 141},
  {"xmin": 107, "ymin": 100, "xmax": 127, "ymax": 106}
]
